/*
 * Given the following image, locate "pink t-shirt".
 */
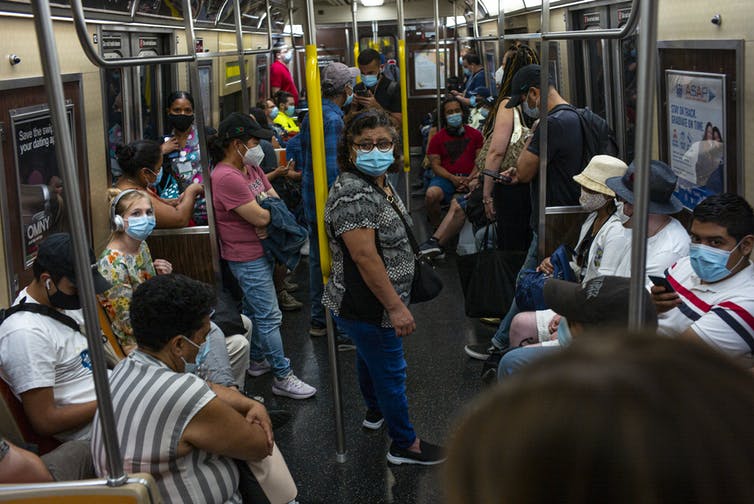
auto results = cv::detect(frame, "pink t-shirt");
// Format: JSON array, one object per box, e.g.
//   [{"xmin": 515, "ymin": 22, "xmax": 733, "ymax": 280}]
[
  {"xmin": 211, "ymin": 162, "xmax": 272, "ymax": 262},
  {"xmin": 270, "ymin": 61, "xmax": 299, "ymax": 104}
]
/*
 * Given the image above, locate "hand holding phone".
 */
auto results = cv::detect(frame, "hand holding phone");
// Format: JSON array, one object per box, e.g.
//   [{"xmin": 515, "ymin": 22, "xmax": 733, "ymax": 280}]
[
  {"xmin": 286, "ymin": 159, "xmax": 295, "ymax": 171},
  {"xmin": 481, "ymin": 169, "xmax": 512, "ymax": 184},
  {"xmin": 649, "ymin": 275, "xmax": 675, "ymax": 293}
]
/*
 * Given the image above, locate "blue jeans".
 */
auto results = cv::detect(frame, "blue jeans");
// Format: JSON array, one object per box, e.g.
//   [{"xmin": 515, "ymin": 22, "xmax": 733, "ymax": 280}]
[
  {"xmin": 228, "ymin": 256, "xmax": 291, "ymax": 379},
  {"xmin": 308, "ymin": 221, "xmax": 325, "ymax": 327},
  {"xmin": 333, "ymin": 313, "xmax": 416, "ymax": 449},
  {"xmin": 492, "ymin": 232, "xmax": 539, "ymax": 349},
  {"xmin": 497, "ymin": 345, "xmax": 560, "ymax": 381}
]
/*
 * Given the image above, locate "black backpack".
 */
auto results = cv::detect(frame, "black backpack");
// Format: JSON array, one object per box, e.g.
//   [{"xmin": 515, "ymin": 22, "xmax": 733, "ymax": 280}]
[
  {"xmin": 0, "ymin": 298, "xmax": 80, "ymax": 332},
  {"xmin": 552, "ymin": 104, "xmax": 620, "ymax": 167}
]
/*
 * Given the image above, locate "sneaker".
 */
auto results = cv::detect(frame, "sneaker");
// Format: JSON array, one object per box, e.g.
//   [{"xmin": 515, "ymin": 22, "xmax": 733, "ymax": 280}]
[
  {"xmin": 272, "ymin": 374, "xmax": 317, "ymax": 399},
  {"xmin": 464, "ymin": 343, "xmax": 500, "ymax": 361},
  {"xmin": 386, "ymin": 440, "xmax": 446, "ymax": 466},
  {"xmin": 362, "ymin": 408, "xmax": 384, "ymax": 430},
  {"xmin": 278, "ymin": 290, "xmax": 303, "ymax": 311},
  {"xmin": 418, "ymin": 237, "xmax": 443, "ymax": 259},
  {"xmin": 282, "ymin": 277, "xmax": 299, "ymax": 293},
  {"xmin": 299, "ymin": 239, "xmax": 310, "ymax": 257},
  {"xmin": 247, "ymin": 359, "xmax": 272, "ymax": 377},
  {"xmin": 309, "ymin": 321, "xmax": 327, "ymax": 337},
  {"xmin": 337, "ymin": 337, "xmax": 356, "ymax": 352}
]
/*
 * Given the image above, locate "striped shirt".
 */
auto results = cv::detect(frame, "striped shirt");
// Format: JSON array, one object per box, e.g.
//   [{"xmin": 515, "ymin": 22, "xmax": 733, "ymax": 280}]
[
  {"xmin": 658, "ymin": 257, "xmax": 754, "ymax": 367},
  {"xmin": 91, "ymin": 351, "xmax": 241, "ymax": 504}
]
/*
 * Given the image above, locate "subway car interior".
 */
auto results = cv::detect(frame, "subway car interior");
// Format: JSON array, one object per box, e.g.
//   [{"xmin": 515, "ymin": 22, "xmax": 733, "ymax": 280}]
[{"xmin": 0, "ymin": 0, "xmax": 752, "ymax": 502}]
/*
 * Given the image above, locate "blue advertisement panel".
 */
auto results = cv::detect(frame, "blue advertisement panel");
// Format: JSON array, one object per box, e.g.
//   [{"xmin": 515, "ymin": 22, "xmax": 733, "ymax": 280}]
[{"xmin": 666, "ymin": 70, "xmax": 726, "ymax": 209}]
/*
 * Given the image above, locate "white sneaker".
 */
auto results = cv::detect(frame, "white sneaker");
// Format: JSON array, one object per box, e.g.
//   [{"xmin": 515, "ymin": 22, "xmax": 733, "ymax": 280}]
[
  {"xmin": 299, "ymin": 239, "xmax": 310, "ymax": 257},
  {"xmin": 272, "ymin": 374, "xmax": 317, "ymax": 399}
]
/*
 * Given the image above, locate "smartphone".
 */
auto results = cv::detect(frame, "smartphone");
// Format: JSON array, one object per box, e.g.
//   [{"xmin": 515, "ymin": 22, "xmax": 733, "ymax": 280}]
[
  {"xmin": 481, "ymin": 169, "xmax": 512, "ymax": 183},
  {"xmin": 649, "ymin": 275, "xmax": 675, "ymax": 293},
  {"xmin": 286, "ymin": 159, "xmax": 295, "ymax": 170},
  {"xmin": 353, "ymin": 82, "xmax": 371, "ymax": 97}
]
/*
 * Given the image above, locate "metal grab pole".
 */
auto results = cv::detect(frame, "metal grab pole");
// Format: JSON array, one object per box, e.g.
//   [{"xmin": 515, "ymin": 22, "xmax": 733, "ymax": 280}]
[
  {"xmin": 628, "ymin": 0, "xmax": 659, "ymax": 330},
  {"xmin": 30, "ymin": 0, "xmax": 126, "ymax": 485},
  {"xmin": 304, "ymin": 0, "xmax": 347, "ymax": 463},
  {"xmin": 233, "ymin": 0, "xmax": 250, "ymax": 113},
  {"xmin": 352, "ymin": 1, "xmax": 360, "ymax": 68},
  {"xmin": 537, "ymin": 0, "xmax": 550, "ymax": 261},
  {"xmin": 434, "ymin": 0, "xmax": 442, "ymax": 129},
  {"xmin": 397, "ymin": 0, "xmax": 411, "ymax": 212},
  {"xmin": 265, "ymin": 0, "xmax": 273, "ymax": 101}
]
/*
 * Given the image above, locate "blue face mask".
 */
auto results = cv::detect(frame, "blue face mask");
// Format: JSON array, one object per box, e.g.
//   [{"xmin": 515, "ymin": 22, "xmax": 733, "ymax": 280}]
[
  {"xmin": 283, "ymin": 51, "xmax": 293, "ymax": 63},
  {"xmin": 470, "ymin": 96, "xmax": 477, "ymax": 107},
  {"xmin": 689, "ymin": 241, "xmax": 747, "ymax": 282},
  {"xmin": 148, "ymin": 167, "xmax": 163, "ymax": 187},
  {"xmin": 446, "ymin": 113, "xmax": 463, "ymax": 128},
  {"xmin": 361, "ymin": 74, "xmax": 379, "ymax": 88},
  {"xmin": 270, "ymin": 106, "xmax": 279, "ymax": 119},
  {"xmin": 557, "ymin": 317, "xmax": 572, "ymax": 347},
  {"xmin": 354, "ymin": 147, "xmax": 394, "ymax": 177},
  {"xmin": 463, "ymin": 68, "xmax": 471, "ymax": 77},
  {"xmin": 285, "ymin": 105, "xmax": 296, "ymax": 117},
  {"xmin": 522, "ymin": 97, "xmax": 539, "ymax": 119},
  {"xmin": 181, "ymin": 336, "xmax": 210, "ymax": 375},
  {"xmin": 480, "ymin": 107, "xmax": 490, "ymax": 118},
  {"xmin": 125, "ymin": 214, "xmax": 156, "ymax": 241},
  {"xmin": 344, "ymin": 92, "xmax": 354, "ymax": 107}
]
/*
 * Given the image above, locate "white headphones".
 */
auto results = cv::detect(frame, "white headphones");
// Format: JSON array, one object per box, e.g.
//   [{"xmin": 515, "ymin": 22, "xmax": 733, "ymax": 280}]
[{"xmin": 110, "ymin": 189, "xmax": 140, "ymax": 232}]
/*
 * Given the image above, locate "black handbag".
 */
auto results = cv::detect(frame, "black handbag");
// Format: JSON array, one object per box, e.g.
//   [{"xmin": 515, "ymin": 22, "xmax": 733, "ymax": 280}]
[
  {"xmin": 359, "ymin": 174, "xmax": 443, "ymax": 304},
  {"xmin": 457, "ymin": 227, "xmax": 526, "ymax": 318}
]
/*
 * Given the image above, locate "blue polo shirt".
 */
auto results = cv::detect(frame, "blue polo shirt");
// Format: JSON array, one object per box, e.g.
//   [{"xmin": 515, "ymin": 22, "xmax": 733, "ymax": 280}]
[{"xmin": 464, "ymin": 69, "xmax": 486, "ymax": 96}]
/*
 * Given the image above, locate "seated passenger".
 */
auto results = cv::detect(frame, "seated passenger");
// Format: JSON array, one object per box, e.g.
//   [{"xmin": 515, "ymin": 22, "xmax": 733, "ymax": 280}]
[
  {"xmin": 508, "ymin": 155, "xmax": 630, "ymax": 347},
  {"xmin": 92, "ymin": 274, "xmax": 279, "ymax": 504},
  {"xmin": 608, "ymin": 160, "xmax": 690, "ymax": 284},
  {"xmin": 98, "ymin": 189, "xmax": 251, "ymax": 389},
  {"xmin": 467, "ymin": 87, "xmax": 494, "ymax": 131},
  {"xmin": 651, "ymin": 193, "xmax": 754, "ymax": 368},
  {"xmin": 0, "ymin": 436, "xmax": 52, "ymax": 483},
  {"xmin": 114, "ymin": 139, "xmax": 203, "ymax": 228},
  {"xmin": 0, "ymin": 233, "xmax": 110, "ymax": 440},
  {"xmin": 273, "ymin": 91, "xmax": 299, "ymax": 136},
  {"xmin": 424, "ymin": 97, "xmax": 484, "ymax": 227},
  {"xmin": 448, "ymin": 333, "xmax": 754, "ymax": 503},
  {"xmin": 157, "ymin": 91, "xmax": 208, "ymax": 225},
  {"xmin": 258, "ymin": 98, "xmax": 286, "ymax": 148}
]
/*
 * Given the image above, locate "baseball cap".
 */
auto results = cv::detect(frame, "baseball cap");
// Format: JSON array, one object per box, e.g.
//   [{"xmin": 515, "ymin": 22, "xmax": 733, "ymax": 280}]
[
  {"xmin": 218, "ymin": 112, "xmax": 273, "ymax": 141},
  {"xmin": 505, "ymin": 64, "xmax": 554, "ymax": 108},
  {"xmin": 321, "ymin": 62, "xmax": 360, "ymax": 91},
  {"xmin": 543, "ymin": 276, "xmax": 657, "ymax": 329},
  {"xmin": 35, "ymin": 233, "xmax": 111, "ymax": 294},
  {"xmin": 605, "ymin": 160, "xmax": 683, "ymax": 214}
]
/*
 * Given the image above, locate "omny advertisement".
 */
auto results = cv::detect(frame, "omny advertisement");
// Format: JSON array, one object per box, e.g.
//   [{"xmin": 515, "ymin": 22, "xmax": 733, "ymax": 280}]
[
  {"xmin": 10, "ymin": 103, "xmax": 75, "ymax": 268},
  {"xmin": 666, "ymin": 70, "xmax": 726, "ymax": 209}
]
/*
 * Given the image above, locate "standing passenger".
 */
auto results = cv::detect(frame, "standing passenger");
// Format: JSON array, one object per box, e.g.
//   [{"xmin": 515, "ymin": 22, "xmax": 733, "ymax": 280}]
[
  {"xmin": 324, "ymin": 110, "xmax": 445, "ymax": 465},
  {"xmin": 270, "ymin": 41, "xmax": 299, "ymax": 104},
  {"xmin": 211, "ymin": 112, "xmax": 316, "ymax": 399},
  {"xmin": 451, "ymin": 52, "xmax": 486, "ymax": 107},
  {"xmin": 355, "ymin": 48, "xmax": 402, "ymax": 125}
]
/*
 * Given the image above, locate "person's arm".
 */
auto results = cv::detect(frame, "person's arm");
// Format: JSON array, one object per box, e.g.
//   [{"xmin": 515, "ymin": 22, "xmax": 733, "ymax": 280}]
[
  {"xmin": 340, "ymin": 228, "xmax": 416, "ymax": 336},
  {"xmin": 180, "ymin": 397, "xmax": 271, "ymax": 461},
  {"xmin": 208, "ymin": 383, "xmax": 273, "ymax": 452},
  {"xmin": 152, "ymin": 183, "xmax": 202, "ymax": 228},
  {"xmin": 233, "ymin": 200, "xmax": 271, "ymax": 227},
  {"xmin": 271, "ymin": 86, "xmax": 281, "ymax": 96},
  {"xmin": 20, "ymin": 388, "xmax": 97, "ymax": 437},
  {"xmin": 0, "ymin": 439, "xmax": 53, "ymax": 483}
]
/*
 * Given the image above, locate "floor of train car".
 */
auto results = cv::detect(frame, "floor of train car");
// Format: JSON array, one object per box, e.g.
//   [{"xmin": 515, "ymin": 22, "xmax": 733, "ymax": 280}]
[{"xmin": 244, "ymin": 168, "xmax": 492, "ymax": 504}]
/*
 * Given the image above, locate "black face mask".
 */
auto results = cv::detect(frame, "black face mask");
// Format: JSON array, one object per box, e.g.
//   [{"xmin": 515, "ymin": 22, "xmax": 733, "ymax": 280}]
[
  {"xmin": 168, "ymin": 114, "xmax": 194, "ymax": 133},
  {"xmin": 45, "ymin": 279, "xmax": 81, "ymax": 310}
]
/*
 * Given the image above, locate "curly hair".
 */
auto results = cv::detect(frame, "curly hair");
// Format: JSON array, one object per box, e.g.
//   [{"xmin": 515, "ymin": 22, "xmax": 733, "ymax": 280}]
[
  {"xmin": 130, "ymin": 274, "xmax": 216, "ymax": 351},
  {"xmin": 482, "ymin": 45, "xmax": 540, "ymax": 138},
  {"xmin": 693, "ymin": 193, "xmax": 754, "ymax": 242},
  {"xmin": 336, "ymin": 109, "xmax": 402, "ymax": 174}
]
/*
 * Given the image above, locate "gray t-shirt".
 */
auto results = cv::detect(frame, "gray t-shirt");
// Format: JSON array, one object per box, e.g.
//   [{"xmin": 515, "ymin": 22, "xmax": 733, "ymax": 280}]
[{"xmin": 323, "ymin": 172, "xmax": 414, "ymax": 327}]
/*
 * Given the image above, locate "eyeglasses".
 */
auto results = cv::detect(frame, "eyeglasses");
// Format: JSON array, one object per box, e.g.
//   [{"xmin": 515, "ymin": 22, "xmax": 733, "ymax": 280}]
[{"xmin": 352, "ymin": 141, "xmax": 394, "ymax": 154}]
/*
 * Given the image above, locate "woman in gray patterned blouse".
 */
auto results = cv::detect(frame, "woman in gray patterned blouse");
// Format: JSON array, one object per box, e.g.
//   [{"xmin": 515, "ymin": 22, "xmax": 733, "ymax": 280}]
[{"xmin": 323, "ymin": 110, "xmax": 445, "ymax": 466}]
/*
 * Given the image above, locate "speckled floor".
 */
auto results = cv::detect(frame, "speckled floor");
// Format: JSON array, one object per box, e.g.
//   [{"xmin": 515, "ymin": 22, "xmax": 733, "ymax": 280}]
[{"xmin": 244, "ymin": 170, "xmax": 494, "ymax": 504}]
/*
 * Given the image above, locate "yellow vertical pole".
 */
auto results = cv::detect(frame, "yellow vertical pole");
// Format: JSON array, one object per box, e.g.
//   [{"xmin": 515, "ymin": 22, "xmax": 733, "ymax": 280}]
[
  {"xmin": 305, "ymin": 46, "xmax": 331, "ymax": 283},
  {"xmin": 398, "ymin": 39, "xmax": 410, "ymax": 175}
]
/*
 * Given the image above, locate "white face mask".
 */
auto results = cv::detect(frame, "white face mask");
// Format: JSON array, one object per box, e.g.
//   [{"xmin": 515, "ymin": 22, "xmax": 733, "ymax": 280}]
[
  {"xmin": 579, "ymin": 190, "xmax": 609, "ymax": 212},
  {"xmin": 615, "ymin": 200, "xmax": 631, "ymax": 225},
  {"xmin": 242, "ymin": 144, "xmax": 265, "ymax": 167}
]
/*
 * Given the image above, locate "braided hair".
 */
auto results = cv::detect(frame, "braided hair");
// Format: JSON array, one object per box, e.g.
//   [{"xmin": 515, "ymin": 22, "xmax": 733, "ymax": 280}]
[{"xmin": 482, "ymin": 45, "xmax": 540, "ymax": 138}]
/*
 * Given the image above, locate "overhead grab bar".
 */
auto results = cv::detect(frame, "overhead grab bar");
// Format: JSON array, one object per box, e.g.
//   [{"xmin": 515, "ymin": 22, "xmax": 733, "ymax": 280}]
[{"xmin": 70, "ymin": 0, "xmax": 195, "ymax": 68}]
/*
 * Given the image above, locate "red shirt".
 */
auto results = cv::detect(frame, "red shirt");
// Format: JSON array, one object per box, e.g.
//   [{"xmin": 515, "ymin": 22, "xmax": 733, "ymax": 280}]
[
  {"xmin": 426, "ymin": 125, "xmax": 483, "ymax": 176},
  {"xmin": 270, "ymin": 61, "xmax": 299, "ymax": 104},
  {"xmin": 211, "ymin": 162, "xmax": 272, "ymax": 262}
]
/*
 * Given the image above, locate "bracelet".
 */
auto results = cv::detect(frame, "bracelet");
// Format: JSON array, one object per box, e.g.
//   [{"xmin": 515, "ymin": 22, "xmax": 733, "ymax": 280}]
[{"xmin": 483, "ymin": 198, "xmax": 494, "ymax": 204}]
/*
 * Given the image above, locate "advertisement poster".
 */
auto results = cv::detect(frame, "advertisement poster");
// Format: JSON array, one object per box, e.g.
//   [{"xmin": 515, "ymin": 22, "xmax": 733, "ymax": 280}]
[
  {"xmin": 666, "ymin": 70, "xmax": 726, "ymax": 209},
  {"xmin": 413, "ymin": 49, "xmax": 445, "ymax": 90},
  {"xmin": 10, "ymin": 104, "xmax": 75, "ymax": 269}
]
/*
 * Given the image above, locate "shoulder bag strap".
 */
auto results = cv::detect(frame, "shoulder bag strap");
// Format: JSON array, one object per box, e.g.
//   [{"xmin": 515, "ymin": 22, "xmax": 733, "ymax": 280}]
[{"xmin": 2, "ymin": 297, "xmax": 80, "ymax": 333}]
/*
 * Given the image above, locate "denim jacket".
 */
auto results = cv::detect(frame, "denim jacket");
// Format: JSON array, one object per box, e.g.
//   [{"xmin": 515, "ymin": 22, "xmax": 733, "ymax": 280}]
[{"xmin": 259, "ymin": 196, "xmax": 308, "ymax": 270}]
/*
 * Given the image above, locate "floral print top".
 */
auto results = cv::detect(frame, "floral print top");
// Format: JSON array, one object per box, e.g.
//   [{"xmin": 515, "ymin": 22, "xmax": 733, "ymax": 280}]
[
  {"xmin": 97, "ymin": 241, "xmax": 156, "ymax": 348},
  {"xmin": 163, "ymin": 124, "xmax": 207, "ymax": 225}
]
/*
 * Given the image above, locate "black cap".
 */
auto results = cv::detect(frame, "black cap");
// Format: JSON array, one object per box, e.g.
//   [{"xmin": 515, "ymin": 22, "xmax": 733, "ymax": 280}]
[
  {"xmin": 35, "ymin": 233, "xmax": 111, "ymax": 294},
  {"xmin": 506, "ymin": 64, "xmax": 548, "ymax": 108},
  {"xmin": 605, "ymin": 160, "xmax": 683, "ymax": 214},
  {"xmin": 218, "ymin": 112, "xmax": 273, "ymax": 141},
  {"xmin": 543, "ymin": 276, "xmax": 657, "ymax": 329}
]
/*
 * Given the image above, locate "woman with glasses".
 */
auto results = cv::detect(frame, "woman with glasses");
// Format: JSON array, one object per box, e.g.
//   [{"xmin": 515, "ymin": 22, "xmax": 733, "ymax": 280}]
[
  {"xmin": 323, "ymin": 109, "xmax": 445, "ymax": 466},
  {"xmin": 114, "ymin": 139, "xmax": 203, "ymax": 228}
]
